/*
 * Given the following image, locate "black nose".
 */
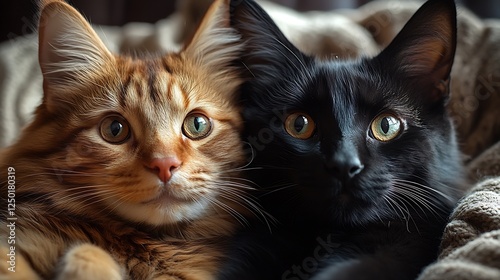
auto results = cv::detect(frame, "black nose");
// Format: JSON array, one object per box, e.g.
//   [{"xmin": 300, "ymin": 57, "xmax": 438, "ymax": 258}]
[
  {"xmin": 326, "ymin": 141, "xmax": 364, "ymax": 182},
  {"xmin": 327, "ymin": 155, "xmax": 364, "ymax": 181}
]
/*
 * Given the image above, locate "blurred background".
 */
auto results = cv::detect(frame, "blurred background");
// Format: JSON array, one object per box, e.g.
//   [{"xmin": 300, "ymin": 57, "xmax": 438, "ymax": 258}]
[{"xmin": 1, "ymin": 0, "xmax": 499, "ymax": 43}]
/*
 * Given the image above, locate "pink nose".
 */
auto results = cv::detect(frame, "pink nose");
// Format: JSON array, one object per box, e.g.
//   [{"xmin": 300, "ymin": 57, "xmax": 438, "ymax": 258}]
[{"xmin": 147, "ymin": 157, "xmax": 181, "ymax": 182}]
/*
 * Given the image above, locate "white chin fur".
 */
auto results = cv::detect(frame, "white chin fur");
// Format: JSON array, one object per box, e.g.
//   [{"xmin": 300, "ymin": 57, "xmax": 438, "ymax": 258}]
[{"xmin": 106, "ymin": 197, "xmax": 211, "ymax": 226}]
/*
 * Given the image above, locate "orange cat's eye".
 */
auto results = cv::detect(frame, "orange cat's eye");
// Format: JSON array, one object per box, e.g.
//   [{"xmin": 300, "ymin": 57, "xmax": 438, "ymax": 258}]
[
  {"xmin": 182, "ymin": 112, "xmax": 212, "ymax": 140},
  {"xmin": 99, "ymin": 115, "xmax": 131, "ymax": 144},
  {"xmin": 284, "ymin": 112, "xmax": 316, "ymax": 139}
]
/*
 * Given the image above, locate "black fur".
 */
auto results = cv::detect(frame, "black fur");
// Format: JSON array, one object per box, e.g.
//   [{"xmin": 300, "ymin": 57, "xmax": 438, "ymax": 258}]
[{"xmin": 220, "ymin": 0, "xmax": 464, "ymax": 279}]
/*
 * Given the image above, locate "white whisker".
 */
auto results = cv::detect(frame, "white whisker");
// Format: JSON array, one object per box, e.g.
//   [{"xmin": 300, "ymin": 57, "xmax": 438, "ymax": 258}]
[
  {"xmin": 261, "ymin": 183, "xmax": 297, "ymax": 196},
  {"xmin": 206, "ymin": 195, "xmax": 249, "ymax": 227}
]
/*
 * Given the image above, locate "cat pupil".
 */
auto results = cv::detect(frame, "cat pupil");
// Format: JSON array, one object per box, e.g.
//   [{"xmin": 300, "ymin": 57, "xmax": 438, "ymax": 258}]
[
  {"xmin": 182, "ymin": 114, "xmax": 212, "ymax": 140},
  {"xmin": 110, "ymin": 121, "xmax": 123, "ymax": 137},
  {"xmin": 381, "ymin": 118, "xmax": 390, "ymax": 134},
  {"xmin": 294, "ymin": 116, "xmax": 306, "ymax": 132},
  {"xmin": 194, "ymin": 117, "xmax": 205, "ymax": 132}
]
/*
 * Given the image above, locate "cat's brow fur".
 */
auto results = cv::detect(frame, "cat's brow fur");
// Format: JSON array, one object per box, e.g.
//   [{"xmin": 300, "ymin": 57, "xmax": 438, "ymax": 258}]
[{"xmin": 0, "ymin": 0, "xmax": 252, "ymax": 279}]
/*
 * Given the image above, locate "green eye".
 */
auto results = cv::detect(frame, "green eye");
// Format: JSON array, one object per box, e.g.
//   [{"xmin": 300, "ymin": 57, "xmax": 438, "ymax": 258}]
[
  {"xmin": 370, "ymin": 113, "xmax": 402, "ymax": 142},
  {"xmin": 99, "ymin": 115, "xmax": 131, "ymax": 144},
  {"xmin": 182, "ymin": 113, "xmax": 212, "ymax": 140},
  {"xmin": 284, "ymin": 112, "xmax": 315, "ymax": 139}
]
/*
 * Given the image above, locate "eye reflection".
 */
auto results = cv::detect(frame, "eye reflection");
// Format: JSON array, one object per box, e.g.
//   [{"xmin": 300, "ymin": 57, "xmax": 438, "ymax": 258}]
[
  {"xmin": 99, "ymin": 115, "xmax": 131, "ymax": 144},
  {"xmin": 285, "ymin": 112, "xmax": 316, "ymax": 139},
  {"xmin": 182, "ymin": 112, "xmax": 212, "ymax": 140},
  {"xmin": 370, "ymin": 113, "xmax": 402, "ymax": 142}
]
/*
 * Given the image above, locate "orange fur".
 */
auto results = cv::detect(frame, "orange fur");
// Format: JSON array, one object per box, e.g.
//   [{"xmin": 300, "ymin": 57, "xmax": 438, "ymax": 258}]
[{"xmin": 0, "ymin": 0, "xmax": 256, "ymax": 279}]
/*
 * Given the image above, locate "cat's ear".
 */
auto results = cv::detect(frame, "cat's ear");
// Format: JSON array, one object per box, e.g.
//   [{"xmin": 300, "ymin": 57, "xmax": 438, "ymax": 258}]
[
  {"xmin": 376, "ymin": 0, "xmax": 457, "ymax": 102},
  {"xmin": 229, "ymin": 0, "xmax": 308, "ymax": 82},
  {"xmin": 38, "ymin": 0, "xmax": 114, "ymax": 109},
  {"xmin": 182, "ymin": 0, "xmax": 242, "ymax": 91}
]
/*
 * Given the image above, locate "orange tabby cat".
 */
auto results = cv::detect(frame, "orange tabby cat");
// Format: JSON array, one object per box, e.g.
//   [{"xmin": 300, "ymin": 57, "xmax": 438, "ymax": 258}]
[{"xmin": 0, "ymin": 0, "xmax": 254, "ymax": 279}]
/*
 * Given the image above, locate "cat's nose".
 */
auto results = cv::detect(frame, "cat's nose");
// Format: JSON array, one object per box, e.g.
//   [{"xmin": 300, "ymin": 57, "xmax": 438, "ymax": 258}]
[
  {"xmin": 326, "ymin": 142, "xmax": 364, "ymax": 182},
  {"xmin": 344, "ymin": 158, "xmax": 364, "ymax": 179},
  {"xmin": 147, "ymin": 157, "xmax": 182, "ymax": 183},
  {"xmin": 328, "ymin": 156, "xmax": 364, "ymax": 181}
]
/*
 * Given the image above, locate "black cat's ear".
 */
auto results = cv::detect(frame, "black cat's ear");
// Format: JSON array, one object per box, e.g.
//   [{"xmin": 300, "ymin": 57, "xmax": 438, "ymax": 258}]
[
  {"xmin": 376, "ymin": 0, "xmax": 457, "ymax": 102},
  {"xmin": 229, "ymin": 0, "xmax": 308, "ymax": 82}
]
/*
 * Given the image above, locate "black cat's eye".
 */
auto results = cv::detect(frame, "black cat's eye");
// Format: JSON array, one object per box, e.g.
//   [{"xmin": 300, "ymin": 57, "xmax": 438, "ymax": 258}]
[
  {"xmin": 370, "ymin": 113, "xmax": 402, "ymax": 142},
  {"xmin": 284, "ymin": 112, "xmax": 316, "ymax": 139},
  {"xmin": 182, "ymin": 112, "xmax": 212, "ymax": 140},
  {"xmin": 99, "ymin": 115, "xmax": 131, "ymax": 144}
]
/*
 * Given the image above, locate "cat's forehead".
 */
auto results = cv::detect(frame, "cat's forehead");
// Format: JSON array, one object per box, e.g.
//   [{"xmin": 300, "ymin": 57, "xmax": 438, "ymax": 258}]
[
  {"xmin": 307, "ymin": 61, "xmax": 368, "ymax": 102},
  {"xmin": 257, "ymin": 60, "xmax": 371, "ymax": 112},
  {"xmin": 316, "ymin": 60, "xmax": 370, "ymax": 85},
  {"xmin": 112, "ymin": 56, "xmax": 226, "ymax": 115},
  {"xmin": 309, "ymin": 60, "xmax": 421, "ymax": 124},
  {"xmin": 313, "ymin": 59, "xmax": 405, "ymax": 104},
  {"xmin": 119, "ymin": 58, "xmax": 183, "ymax": 105}
]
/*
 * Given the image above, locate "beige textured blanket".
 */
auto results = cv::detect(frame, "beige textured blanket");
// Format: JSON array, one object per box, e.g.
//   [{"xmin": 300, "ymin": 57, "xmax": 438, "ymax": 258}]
[{"xmin": 0, "ymin": 1, "xmax": 499, "ymax": 279}]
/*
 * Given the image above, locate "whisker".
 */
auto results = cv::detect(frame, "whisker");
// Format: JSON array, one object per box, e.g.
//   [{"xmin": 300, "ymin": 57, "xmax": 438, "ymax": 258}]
[
  {"xmin": 206, "ymin": 195, "xmax": 249, "ymax": 227},
  {"xmin": 211, "ymin": 176, "xmax": 275, "ymax": 227},
  {"xmin": 217, "ymin": 178, "xmax": 258, "ymax": 190},
  {"xmin": 261, "ymin": 183, "xmax": 297, "ymax": 196},
  {"xmin": 394, "ymin": 178, "xmax": 456, "ymax": 202},
  {"xmin": 383, "ymin": 192, "xmax": 407, "ymax": 219},
  {"xmin": 386, "ymin": 191, "xmax": 415, "ymax": 232},
  {"xmin": 393, "ymin": 179, "xmax": 454, "ymax": 209}
]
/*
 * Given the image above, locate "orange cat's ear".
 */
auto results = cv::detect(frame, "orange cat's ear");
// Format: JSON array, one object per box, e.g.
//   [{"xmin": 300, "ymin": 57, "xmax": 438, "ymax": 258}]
[
  {"xmin": 38, "ymin": 0, "xmax": 114, "ymax": 109},
  {"xmin": 182, "ymin": 0, "xmax": 241, "ymax": 88}
]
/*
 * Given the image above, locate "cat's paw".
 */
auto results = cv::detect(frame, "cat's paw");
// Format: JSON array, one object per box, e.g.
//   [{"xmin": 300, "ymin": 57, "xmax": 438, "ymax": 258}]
[
  {"xmin": 0, "ymin": 246, "xmax": 41, "ymax": 280},
  {"xmin": 55, "ymin": 243, "xmax": 123, "ymax": 280}
]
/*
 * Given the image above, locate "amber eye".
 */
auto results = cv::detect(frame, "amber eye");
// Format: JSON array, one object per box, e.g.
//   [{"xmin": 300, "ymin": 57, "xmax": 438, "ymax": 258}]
[
  {"xmin": 284, "ymin": 112, "xmax": 316, "ymax": 139},
  {"xmin": 182, "ymin": 112, "xmax": 212, "ymax": 140},
  {"xmin": 370, "ymin": 113, "xmax": 402, "ymax": 142},
  {"xmin": 99, "ymin": 115, "xmax": 131, "ymax": 144}
]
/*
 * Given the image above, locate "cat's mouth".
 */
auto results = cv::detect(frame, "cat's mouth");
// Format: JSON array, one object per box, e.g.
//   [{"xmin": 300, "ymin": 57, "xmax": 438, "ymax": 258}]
[
  {"xmin": 308, "ymin": 177, "xmax": 383, "ymax": 207},
  {"xmin": 337, "ymin": 190, "xmax": 354, "ymax": 204},
  {"xmin": 143, "ymin": 188, "xmax": 194, "ymax": 205}
]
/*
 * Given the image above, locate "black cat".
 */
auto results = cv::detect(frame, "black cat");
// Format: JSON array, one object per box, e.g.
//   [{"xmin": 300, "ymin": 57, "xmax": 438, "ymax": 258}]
[{"xmin": 220, "ymin": 0, "xmax": 465, "ymax": 279}]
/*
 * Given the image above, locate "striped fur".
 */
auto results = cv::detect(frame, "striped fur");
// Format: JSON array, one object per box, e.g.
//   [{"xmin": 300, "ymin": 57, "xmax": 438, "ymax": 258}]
[{"xmin": 0, "ymin": 0, "xmax": 252, "ymax": 279}]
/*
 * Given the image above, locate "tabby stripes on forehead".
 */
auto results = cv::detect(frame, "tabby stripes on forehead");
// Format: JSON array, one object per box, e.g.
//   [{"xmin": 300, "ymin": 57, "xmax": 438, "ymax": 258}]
[
  {"xmin": 147, "ymin": 60, "xmax": 161, "ymax": 103},
  {"xmin": 117, "ymin": 60, "xmax": 189, "ymax": 107},
  {"xmin": 119, "ymin": 73, "xmax": 132, "ymax": 108}
]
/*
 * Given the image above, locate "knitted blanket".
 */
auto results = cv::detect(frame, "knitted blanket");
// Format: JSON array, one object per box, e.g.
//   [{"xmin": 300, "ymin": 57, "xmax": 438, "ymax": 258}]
[{"xmin": 0, "ymin": 1, "xmax": 499, "ymax": 279}]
